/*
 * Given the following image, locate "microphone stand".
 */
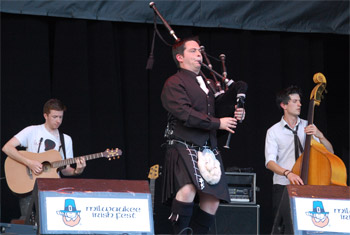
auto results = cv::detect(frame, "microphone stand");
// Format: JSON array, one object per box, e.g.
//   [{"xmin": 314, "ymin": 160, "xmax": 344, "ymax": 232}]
[{"xmin": 223, "ymin": 95, "xmax": 245, "ymax": 149}]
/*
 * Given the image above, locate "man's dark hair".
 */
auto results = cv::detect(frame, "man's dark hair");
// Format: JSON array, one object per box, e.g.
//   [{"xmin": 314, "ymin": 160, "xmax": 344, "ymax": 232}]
[
  {"xmin": 276, "ymin": 85, "xmax": 302, "ymax": 110},
  {"xmin": 172, "ymin": 36, "xmax": 200, "ymax": 68},
  {"xmin": 43, "ymin": 99, "xmax": 66, "ymax": 115}
]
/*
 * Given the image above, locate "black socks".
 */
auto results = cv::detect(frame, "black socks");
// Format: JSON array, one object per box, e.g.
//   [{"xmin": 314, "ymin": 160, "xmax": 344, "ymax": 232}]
[
  {"xmin": 190, "ymin": 207, "xmax": 215, "ymax": 234},
  {"xmin": 169, "ymin": 199, "xmax": 194, "ymax": 234}
]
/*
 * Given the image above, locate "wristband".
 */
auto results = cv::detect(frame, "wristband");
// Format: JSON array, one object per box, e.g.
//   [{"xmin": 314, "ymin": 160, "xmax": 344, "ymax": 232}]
[
  {"xmin": 282, "ymin": 169, "xmax": 289, "ymax": 176},
  {"xmin": 285, "ymin": 171, "xmax": 292, "ymax": 178}
]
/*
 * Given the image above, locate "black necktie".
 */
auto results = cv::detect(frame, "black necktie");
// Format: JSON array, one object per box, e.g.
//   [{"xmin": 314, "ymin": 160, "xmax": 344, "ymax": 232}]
[{"xmin": 285, "ymin": 124, "xmax": 304, "ymax": 160}]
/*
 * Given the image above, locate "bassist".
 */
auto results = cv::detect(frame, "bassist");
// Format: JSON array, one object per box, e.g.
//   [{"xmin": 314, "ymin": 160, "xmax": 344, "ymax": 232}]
[
  {"xmin": 2, "ymin": 98, "xmax": 86, "ymax": 221},
  {"xmin": 264, "ymin": 86, "xmax": 333, "ymax": 232}
]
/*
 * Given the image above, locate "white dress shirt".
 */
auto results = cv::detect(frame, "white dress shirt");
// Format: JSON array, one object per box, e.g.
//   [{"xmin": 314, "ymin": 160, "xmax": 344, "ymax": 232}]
[
  {"xmin": 196, "ymin": 76, "xmax": 209, "ymax": 95},
  {"xmin": 265, "ymin": 117, "xmax": 319, "ymax": 185}
]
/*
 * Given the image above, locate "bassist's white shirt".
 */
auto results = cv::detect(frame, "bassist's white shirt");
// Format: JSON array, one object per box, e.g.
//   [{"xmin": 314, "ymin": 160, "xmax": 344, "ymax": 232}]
[
  {"xmin": 14, "ymin": 124, "xmax": 73, "ymax": 160},
  {"xmin": 265, "ymin": 117, "xmax": 320, "ymax": 185}
]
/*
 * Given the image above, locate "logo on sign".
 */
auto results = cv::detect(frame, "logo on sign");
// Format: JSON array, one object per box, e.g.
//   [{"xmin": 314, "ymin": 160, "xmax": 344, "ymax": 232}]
[
  {"xmin": 56, "ymin": 199, "xmax": 81, "ymax": 227},
  {"xmin": 305, "ymin": 200, "xmax": 329, "ymax": 228}
]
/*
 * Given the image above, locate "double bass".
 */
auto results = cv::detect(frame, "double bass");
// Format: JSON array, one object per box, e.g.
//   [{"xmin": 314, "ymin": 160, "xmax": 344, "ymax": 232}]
[{"xmin": 292, "ymin": 73, "xmax": 347, "ymax": 186}]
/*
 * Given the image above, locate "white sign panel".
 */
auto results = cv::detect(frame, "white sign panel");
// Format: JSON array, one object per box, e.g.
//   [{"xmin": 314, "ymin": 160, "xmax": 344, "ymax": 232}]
[
  {"xmin": 294, "ymin": 197, "xmax": 350, "ymax": 233},
  {"xmin": 39, "ymin": 192, "xmax": 153, "ymax": 234}
]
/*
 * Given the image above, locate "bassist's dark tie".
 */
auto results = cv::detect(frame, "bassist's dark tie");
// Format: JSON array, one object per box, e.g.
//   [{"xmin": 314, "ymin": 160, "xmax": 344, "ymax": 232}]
[{"xmin": 285, "ymin": 124, "xmax": 304, "ymax": 160}]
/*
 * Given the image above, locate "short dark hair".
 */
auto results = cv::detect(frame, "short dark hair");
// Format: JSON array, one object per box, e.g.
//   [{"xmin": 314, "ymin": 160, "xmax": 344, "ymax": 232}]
[
  {"xmin": 43, "ymin": 99, "xmax": 66, "ymax": 115},
  {"xmin": 172, "ymin": 36, "xmax": 200, "ymax": 68},
  {"xmin": 276, "ymin": 85, "xmax": 302, "ymax": 109}
]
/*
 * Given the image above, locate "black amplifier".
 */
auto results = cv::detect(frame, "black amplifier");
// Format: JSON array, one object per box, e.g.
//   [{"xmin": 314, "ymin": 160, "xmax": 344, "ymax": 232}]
[{"xmin": 225, "ymin": 172, "xmax": 256, "ymax": 204}]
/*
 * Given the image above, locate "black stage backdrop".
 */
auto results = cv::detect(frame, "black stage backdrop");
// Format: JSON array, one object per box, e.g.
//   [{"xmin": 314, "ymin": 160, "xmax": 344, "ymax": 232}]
[{"xmin": 0, "ymin": 13, "xmax": 349, "ymax": 234}]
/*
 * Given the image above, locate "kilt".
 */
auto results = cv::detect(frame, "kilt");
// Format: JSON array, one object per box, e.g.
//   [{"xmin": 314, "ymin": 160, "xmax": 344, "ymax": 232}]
[{"xmin": 162, "ymin": 140, "xmax": 230, "ymax": 205}]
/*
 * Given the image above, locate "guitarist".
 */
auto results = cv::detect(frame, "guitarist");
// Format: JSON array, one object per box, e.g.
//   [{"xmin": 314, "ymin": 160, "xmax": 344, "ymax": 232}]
[
  {"xmin": 264, "ymin": 86, "xmax": 334, "ymax": 232},
  {"xmin": 2, "ymin": 98, "xmax": 86, "ymax": 221}
]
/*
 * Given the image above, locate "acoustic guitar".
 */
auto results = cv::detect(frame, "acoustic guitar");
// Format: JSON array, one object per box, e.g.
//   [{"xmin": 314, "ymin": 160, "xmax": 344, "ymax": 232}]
[{"xmin": 4, "ymin": 148, "xmax": 122, "ymax": 194}]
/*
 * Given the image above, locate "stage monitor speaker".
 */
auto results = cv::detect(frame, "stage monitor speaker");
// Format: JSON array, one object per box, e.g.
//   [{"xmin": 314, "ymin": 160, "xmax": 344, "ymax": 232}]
[
  {"xmin": 225, "ymin": 172, "xmax": 256, "ymax": 204},
  {"xmin": 272, "ymin": 185, "xmax": 350, "ymax": 234},
  {"xmin": 208, "ymin": 204, "xmax": 260, "ymax": 234},
  {"xmin": 30, "ymin": 178, "xmax": 154, "ymax": 235}
]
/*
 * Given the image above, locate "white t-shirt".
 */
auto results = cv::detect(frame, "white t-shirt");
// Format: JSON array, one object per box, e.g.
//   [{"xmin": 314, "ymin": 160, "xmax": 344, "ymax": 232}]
[
  {"xmin": 265, "ymin": 117, "xmax": 319, "ymax": 185},
  {"xmin": 15, "ymin": 124, "xmax": 73, "ymax": 160}
]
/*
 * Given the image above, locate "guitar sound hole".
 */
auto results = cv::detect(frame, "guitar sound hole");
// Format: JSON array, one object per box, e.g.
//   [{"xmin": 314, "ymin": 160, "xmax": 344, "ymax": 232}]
[{"xmin": 42, "ymin": 162, "xmax": 52, "ymax": 172}]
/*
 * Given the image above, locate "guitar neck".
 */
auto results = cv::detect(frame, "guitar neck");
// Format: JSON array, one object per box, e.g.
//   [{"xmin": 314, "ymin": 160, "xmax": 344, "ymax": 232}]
[
  {"xmin": 148, "ymin": 164, "xmax": 159, "ymax": 213},
  {"xmin": 52, "ymin": 152, "xmax": 104, "ymax": 168},
  {"xmin": 150, "ymin": 179, "xmax": 155, "ymax": 210}
]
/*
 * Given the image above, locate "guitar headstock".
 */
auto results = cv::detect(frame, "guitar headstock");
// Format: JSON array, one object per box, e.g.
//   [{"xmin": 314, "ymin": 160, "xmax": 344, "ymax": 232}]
[
  {"xmin": 148, "ymin": 164, "xmax": 160, "ymax": 180},
  {"xmin": 104, "ymin": 148, "xmax": 122, "ymax": 160},
  {"xmin": 310, "ymin": 72, "xmax": 327, "ymax": 106}
]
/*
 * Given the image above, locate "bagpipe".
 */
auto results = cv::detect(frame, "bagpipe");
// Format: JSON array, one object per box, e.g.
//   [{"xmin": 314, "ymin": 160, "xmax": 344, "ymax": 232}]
[{"xmin": 148, "ymin": 2, "xmax": 248, "ymax": 148}]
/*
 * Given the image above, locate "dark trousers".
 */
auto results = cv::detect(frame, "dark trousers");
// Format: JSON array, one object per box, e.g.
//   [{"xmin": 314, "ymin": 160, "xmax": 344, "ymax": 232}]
[
  {"xmin": 18, "ymin": 193, "xmax": 33, "ymax": 220},
  {"xmin": 272, "ymin": 184, "xmax": 285, "ymax": 217},
  {"xmin": 272, "ymin": 184, "xmax": 291, "ymax": 234}
]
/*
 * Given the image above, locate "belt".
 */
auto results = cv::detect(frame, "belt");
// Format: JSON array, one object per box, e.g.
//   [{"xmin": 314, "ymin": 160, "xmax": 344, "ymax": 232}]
[{"xmin": 167, "ymin": 139, "xmax": 211, "ymax": 151}]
